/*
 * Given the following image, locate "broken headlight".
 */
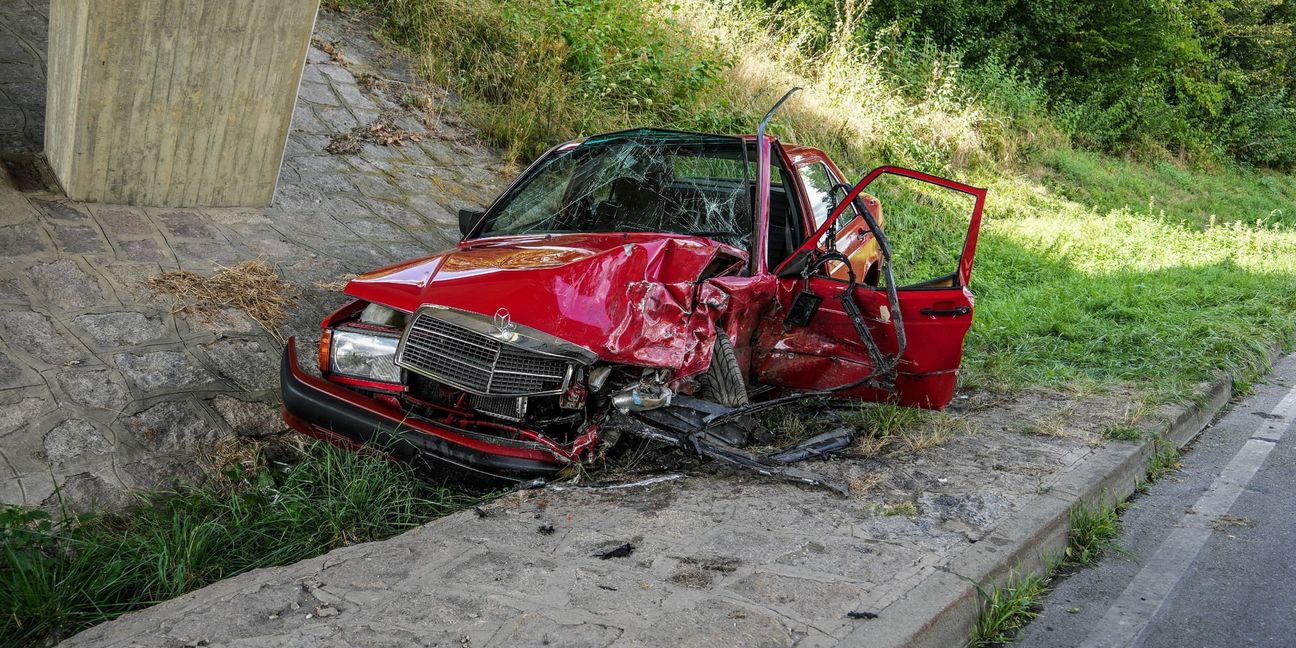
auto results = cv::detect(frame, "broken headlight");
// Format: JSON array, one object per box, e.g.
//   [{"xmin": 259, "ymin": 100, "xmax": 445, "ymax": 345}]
[{"xmin": 328, "ymin": 329, "xmax": 401, "ymax": 383}]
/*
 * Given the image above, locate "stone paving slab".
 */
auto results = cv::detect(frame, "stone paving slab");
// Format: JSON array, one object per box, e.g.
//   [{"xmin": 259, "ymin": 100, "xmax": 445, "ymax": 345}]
[
  {"xmin": 0, "ymin": 7, "xmax": 508, "ymax": 512},
  {"xmin": 0, "ymin": 0, "xmax": 46, "ymax": 153}
]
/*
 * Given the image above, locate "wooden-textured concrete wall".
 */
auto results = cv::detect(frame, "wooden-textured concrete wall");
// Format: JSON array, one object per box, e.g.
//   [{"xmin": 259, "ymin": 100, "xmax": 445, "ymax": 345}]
[{"xmin": 45, "ymin": 0, "xmax": 320, "ymax": 207}]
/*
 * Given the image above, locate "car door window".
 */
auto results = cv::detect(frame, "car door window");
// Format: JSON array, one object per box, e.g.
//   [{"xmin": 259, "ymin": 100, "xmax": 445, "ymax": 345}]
[
  {"xmin": 854, "ymin": 172, "xmax": 977, "ymax": 288},
  {"xmin": 782, "ymin": 165, "xmax": 985, "ymax": 290},
  {"xmin": 798, "ymin": 163, "xmax": 836, "ymax": 230}
]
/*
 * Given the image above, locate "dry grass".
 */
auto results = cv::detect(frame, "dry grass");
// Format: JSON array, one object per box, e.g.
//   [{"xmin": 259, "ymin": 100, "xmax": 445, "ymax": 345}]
[
  {"xmin": 1020, "ymin": 407, "xmax": 1075, "ymax": 439},
  {"xmin": 148, "ymin": 261, "xmax": 297, "ymax": 342},
  {"xmin": 315, "ymin": 273, "xmax": 359, "ymax": 292},
  {"xmin": 841, "ymin": 403, "xmax": 966, "ymax": 457},
  {"xmin": 846, "ymin": 472, "xmax": 882, "ymax": 498},
  {"xmin": 1210, "ymin": 515, "xmax": 1255, "ymax": 530}
]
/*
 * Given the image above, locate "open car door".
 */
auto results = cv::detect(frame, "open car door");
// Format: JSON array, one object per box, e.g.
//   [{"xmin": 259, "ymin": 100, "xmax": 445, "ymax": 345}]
[{"xmin": 752, "ymin": 166, "xmax": 985, "ymax": 409}]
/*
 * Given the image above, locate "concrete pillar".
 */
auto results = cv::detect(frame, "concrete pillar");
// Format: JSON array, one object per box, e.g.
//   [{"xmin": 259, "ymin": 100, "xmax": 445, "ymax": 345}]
[{"xmin": 45, "ymin": 0, "xmax": 320, "ymax": 207}]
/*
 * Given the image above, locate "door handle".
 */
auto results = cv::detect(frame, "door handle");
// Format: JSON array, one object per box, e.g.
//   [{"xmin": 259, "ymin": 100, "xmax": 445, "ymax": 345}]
[{"xmin": 919, "ymin": 306, "xmax": 970, "ymax": 317}]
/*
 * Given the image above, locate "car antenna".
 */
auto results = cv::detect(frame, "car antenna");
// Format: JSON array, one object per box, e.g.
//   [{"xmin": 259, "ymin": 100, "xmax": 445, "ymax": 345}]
[{"xmin": 757, "ymin": 87, "xmax": 801, "ymax": 141}]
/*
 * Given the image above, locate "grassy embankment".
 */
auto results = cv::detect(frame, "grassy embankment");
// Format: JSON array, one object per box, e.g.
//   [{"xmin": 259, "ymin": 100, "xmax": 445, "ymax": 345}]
[{"xmin": 356, "ymin": 0, "xmax": 1296, "ymax": 402}]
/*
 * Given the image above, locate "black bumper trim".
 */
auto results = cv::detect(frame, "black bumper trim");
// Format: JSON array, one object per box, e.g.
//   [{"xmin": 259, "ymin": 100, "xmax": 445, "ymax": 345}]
[{"xmin": 279, "ymin": 343, "xmax": 561, "ymax": 482}]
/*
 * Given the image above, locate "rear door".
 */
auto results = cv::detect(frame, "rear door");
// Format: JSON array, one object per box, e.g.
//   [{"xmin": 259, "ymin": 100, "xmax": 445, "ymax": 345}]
[{"xmin": 752, "ymin": 165, "xmax": 985, "ymax": 409}]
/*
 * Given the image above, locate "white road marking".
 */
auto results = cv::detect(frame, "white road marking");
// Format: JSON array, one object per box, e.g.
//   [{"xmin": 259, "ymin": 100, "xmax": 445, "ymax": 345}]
[{"xmin": 1079, "ymin": 382, "xmax": 1296, "ymax": 648}]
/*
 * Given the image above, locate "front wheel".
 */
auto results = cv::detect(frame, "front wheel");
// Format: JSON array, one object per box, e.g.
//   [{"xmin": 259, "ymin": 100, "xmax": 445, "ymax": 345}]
[
  {"xmin": 696, "ymin": 334, "xmax": 771, "ymax": 445},
  {"xmin": 697, "ymin": 333, "xmax": 748, "ymax": 407}
]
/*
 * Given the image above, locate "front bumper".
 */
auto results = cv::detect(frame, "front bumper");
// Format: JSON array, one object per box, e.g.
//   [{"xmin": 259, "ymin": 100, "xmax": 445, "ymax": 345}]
[{"xmin": 279, "ymin": 337, "xmax": 563, "ymax": 482}]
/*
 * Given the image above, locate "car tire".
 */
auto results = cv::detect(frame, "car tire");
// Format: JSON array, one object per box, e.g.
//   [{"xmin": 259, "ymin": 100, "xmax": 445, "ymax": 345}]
[
  {"xmin": 698, "ymin": 333, "xmax": 748, "ymax": 407},
  {"xmin": 698, "ymin": 334, "xmax": 772, "ymax": 445}
]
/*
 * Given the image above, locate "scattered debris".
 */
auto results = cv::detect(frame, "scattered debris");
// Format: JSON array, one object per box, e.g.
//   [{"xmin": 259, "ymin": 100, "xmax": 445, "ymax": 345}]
[
  {"xmin": 537, "ymin": 524, "xmax": 555, "ymax": 535},
  {"xmin": 677, "ymin": 556, "xmax": 739, "ymax": 573},
  {"xmin": 148, "ymin": 261, "xmax": 297, "ymax": 342},
  {"xmin": 847, "ymin": 610, "xmax": 879, "ymax": 620},
  {"xmin": 513, "ymin": 478, "xmax": 547, "ymax": 491},
  {"xmin": 596, "ymin": 543, "xmax": 635, "ymax": 559},
  {"xmin": 311, "ymin": 36, "xmax": 348, "ymax": 66},
  {"xmin": 327, "ymin": 114, "xmax": 423, "ymax": 154}
]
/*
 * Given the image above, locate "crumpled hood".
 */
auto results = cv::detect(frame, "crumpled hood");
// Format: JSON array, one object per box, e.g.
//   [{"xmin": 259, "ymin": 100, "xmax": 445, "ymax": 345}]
[{"xmin": 344, "ymin": 233, "xmax": 741, "ymax": 374}]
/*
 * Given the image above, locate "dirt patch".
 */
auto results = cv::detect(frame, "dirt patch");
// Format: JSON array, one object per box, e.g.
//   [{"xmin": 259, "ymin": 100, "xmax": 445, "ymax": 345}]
[
  {"xmin": 148, "ymin": 261, "xmax": 297, "ymax": 342},
  {"xmin": 669, "ymin": 556, "xmax": 741, "ymax": 589}
]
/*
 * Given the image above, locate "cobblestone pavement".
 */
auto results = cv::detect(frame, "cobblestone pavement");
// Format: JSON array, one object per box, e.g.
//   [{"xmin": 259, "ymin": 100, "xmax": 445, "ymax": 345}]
[
  {"xmin": 0, "ymin": 0, "xmax": 46, "ymax": 153},
  {"xmin": 0, "ymin": 9, "xmax": 507, "ymax": 511}
]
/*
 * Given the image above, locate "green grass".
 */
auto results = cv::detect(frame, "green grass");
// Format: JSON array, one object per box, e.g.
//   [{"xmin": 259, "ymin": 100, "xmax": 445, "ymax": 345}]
[
  {"xmin": 1044, "ymin": 149, "xmax": 1296, "ymax": 229},
  {"xmin": 1145, "ymin": 441, "xmax": 1183, "ymax": 484},
  {"xmin": 881, "ymin": 501, "xmax": 919, "ymax": 518},
  {"xmin": 0, "ymin": 442, "xmax": 477, "ymax": 647},
  {"xmin": 839, "ymin": 402, "xmax": 925, "ymax": 436},
  {"xmin": 963, "ymin": 160, "xmax": 1296, "ymax": 401},
  {"xmin": 969, "ymin": 570, "xmax": 1051, "ymax": 647},
  {"xmin": 347, "ymin": 0, "xmax": 1296, "ymax": 406},
  {"xmin": 1064, "ymin": 499, "xmax": 1121, "ymax": 567},
  {"xmin": 1101, "ymin": 424, "xmax": 1144, "ymax": 443}
]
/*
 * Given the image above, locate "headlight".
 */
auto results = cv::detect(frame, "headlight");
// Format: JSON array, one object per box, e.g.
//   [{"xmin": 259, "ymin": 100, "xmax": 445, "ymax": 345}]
[{"xmin": 329, "ymin": 330, "xmax": 401, "ymax": 383}]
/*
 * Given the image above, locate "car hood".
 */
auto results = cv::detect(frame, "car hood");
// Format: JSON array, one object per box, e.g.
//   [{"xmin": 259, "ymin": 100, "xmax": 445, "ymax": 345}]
[{"xmin": 344, "ymin": 233, "xmax": 742, "ymax": 373}]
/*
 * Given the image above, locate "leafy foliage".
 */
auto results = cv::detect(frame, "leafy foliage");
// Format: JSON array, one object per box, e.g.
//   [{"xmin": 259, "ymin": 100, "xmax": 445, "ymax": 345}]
[{"xmin": 765, "ymin": 0, "xmax": 1296, "ymax": 167}]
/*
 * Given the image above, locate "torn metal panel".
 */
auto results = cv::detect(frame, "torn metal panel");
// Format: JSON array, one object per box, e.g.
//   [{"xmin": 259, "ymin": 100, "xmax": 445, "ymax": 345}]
[{"xmin": 346, "ymin": 235, "xmax": 739, "ymax": 378}]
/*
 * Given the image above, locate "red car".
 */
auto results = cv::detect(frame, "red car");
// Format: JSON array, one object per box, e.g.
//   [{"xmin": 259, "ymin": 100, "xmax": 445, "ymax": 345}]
[{"xmin": 281, "ymin": 126, "xmax": 985, "ymax": 483}]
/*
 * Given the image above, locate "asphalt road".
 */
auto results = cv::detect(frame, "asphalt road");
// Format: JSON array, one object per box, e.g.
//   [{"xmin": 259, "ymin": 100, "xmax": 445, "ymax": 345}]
[{"xmin": 1018, "ymin": 353, "xmax": 1296, "ymax": 648}]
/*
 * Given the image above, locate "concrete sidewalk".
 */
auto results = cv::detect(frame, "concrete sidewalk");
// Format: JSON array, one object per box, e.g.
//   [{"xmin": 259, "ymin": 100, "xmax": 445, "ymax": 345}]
[{"xmin": 58, "ymin": 375, "xmax": 1233, "ymax": 648}]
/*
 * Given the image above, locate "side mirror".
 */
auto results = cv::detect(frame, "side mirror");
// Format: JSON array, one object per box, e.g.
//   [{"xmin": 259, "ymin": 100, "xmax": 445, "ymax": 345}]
[{"xmin": 458, "ymin": 209, "xmax": 484, "ymax": 237}]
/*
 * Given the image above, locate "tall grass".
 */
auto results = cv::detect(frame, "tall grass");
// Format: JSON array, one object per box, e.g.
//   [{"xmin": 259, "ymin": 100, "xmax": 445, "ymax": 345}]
[
  {"xmin": 0, "ymin": 442, "xmax": 476, "ymax": 646},
  {"xmin": 350, "ymin": 0, "xmax": 1296, "ymax": 400}
]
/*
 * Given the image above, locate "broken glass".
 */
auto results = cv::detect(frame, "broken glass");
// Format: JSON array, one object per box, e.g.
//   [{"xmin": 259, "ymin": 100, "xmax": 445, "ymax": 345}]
[{"xmin": 481, "ymin": 129, "xmax": 769, "ymax": 251}]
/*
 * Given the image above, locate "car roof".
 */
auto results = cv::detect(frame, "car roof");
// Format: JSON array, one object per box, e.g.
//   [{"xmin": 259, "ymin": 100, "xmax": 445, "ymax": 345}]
[{"xmin": 559, "ymin": 127, "xmax": 828, "ymax": 163}]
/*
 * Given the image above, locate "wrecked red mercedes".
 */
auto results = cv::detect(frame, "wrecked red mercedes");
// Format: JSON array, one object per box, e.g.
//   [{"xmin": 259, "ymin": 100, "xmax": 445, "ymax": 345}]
[{"xmin": 281, "ymin": 121, "xmax": 985, "ymax": 485}]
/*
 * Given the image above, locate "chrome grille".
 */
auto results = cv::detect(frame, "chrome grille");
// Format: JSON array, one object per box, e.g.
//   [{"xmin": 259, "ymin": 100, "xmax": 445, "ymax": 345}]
[
  {"xmin": 397, "ymin": 312, "xmax": 571, "ymax": 396},
  {"xmin": 469, "ymin": 395, "xmax": 527, "ymax": 421}
]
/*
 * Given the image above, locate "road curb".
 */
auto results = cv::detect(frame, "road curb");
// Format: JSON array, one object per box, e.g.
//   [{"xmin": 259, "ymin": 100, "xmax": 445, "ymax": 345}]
[{"xmin": 850, "ymin": 362, "xmax": 1259, "ymax": 648}]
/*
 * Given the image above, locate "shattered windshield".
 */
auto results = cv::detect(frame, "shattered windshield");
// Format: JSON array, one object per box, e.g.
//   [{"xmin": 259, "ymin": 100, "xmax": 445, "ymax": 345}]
[{"xmin": 480, "ymin": 130, "xmax": 756, "ymax": 248}]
